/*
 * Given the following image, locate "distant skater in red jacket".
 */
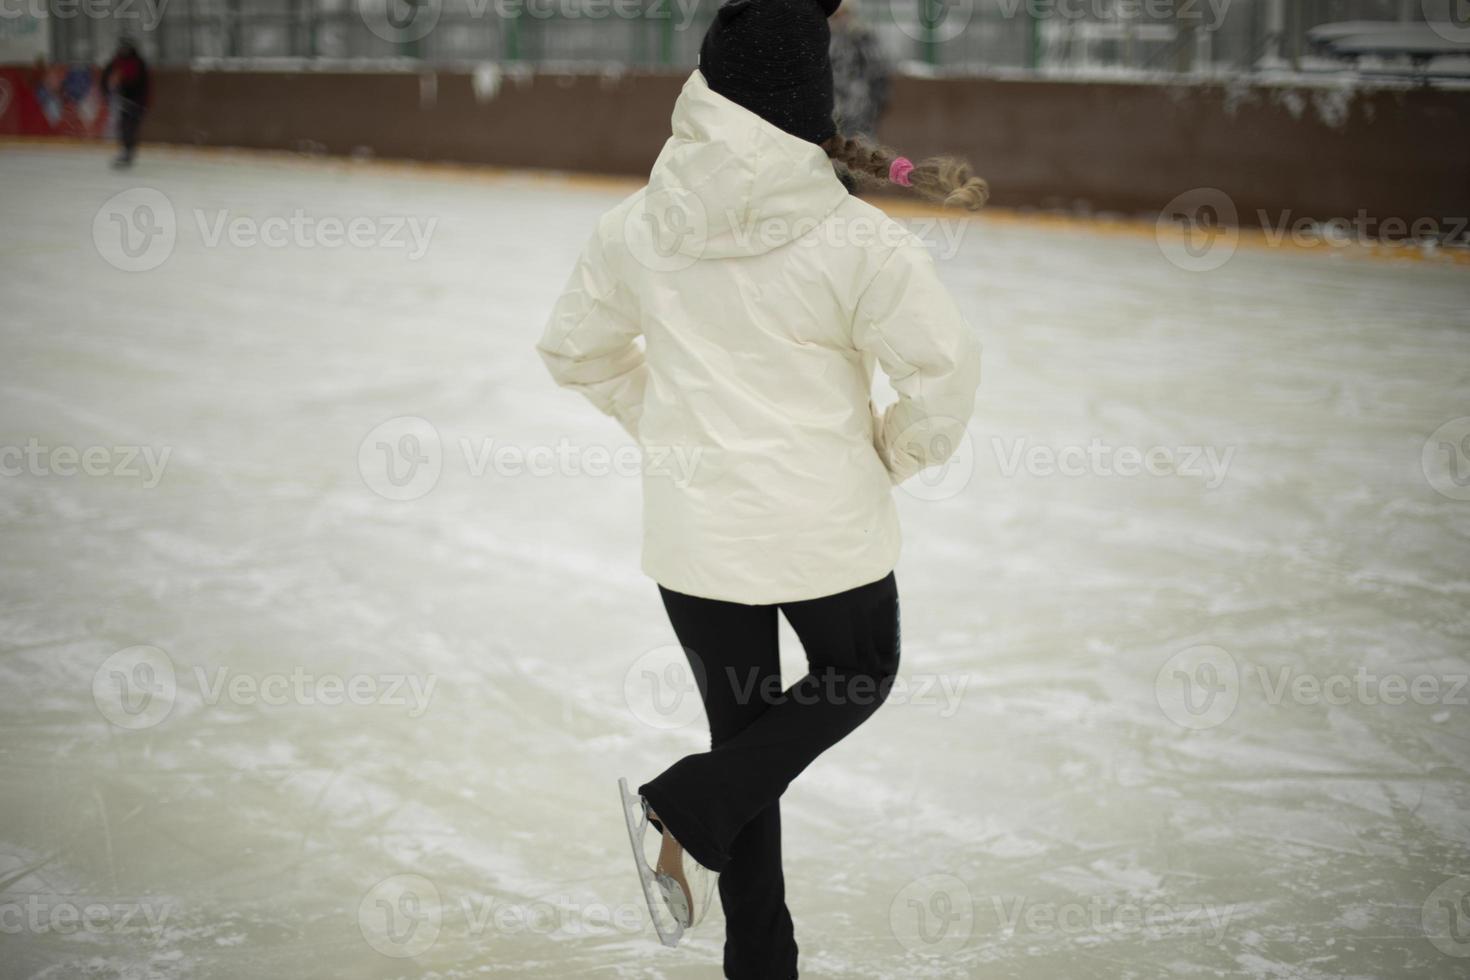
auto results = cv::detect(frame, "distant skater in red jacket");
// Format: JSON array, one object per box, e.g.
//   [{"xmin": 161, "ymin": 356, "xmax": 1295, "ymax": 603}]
[{"xmin": 102, "ymin": 38, "xmax": 150, "ymax": 168}]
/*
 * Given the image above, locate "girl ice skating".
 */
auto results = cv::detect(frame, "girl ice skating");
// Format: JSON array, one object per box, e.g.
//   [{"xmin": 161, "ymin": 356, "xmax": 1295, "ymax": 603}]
[{"xmin": 537, "ymin": 0, "xmax": 986, "ymax": 974}]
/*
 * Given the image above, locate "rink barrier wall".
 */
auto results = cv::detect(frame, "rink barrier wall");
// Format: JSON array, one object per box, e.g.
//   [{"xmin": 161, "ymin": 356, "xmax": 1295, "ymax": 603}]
[{"xmin": 38, "ymin": 66, "xmax": 1470, "ymax": 234}]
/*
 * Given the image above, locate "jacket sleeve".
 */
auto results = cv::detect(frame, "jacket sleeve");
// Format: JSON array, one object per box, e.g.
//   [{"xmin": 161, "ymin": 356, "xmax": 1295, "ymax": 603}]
[
  {"xmin": 852, "ymin": 241, "xmax": 982, "ymax": 486},
  {"xmin": 536, "ymin": 228, "xmax": 647, "ymax": 440}
]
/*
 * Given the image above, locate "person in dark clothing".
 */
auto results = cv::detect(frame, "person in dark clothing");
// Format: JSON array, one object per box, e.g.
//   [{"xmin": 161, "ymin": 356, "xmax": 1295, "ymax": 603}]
[
  {"xmin": 640, "ymin": 573, "xmax": 901, "ymax": 978},
  {"xmin": 102, "ymin": 38, "xmax": 150, "ymax": 168}
]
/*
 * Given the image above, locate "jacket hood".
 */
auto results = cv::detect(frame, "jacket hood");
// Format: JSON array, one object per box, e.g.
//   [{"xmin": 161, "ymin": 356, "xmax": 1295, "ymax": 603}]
[{"xmin": 638, "ymin": 70, "xmax": 849, "ymax": 260}]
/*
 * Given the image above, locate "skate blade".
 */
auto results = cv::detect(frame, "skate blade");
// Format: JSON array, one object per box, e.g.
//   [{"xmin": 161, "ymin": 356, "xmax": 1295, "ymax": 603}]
[{"xmin": 617, "ymin": 777, "xmax": 685, "ymax": 947}]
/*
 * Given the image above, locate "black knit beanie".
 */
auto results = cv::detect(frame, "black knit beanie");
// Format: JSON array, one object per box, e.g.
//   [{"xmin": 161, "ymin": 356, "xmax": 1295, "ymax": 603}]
[{"xmin": 699, "ymin": 0, "xmax": 841, "ymax": 146}]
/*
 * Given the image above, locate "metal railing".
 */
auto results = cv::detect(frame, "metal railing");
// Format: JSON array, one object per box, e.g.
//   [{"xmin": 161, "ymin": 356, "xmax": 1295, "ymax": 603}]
[{"xmin": 36, "ymin": 0, "xmax": 1468, "ymax": 75}]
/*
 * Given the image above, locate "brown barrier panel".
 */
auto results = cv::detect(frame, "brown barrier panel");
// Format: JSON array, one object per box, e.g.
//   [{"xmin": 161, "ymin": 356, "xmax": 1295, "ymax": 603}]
[
  {"xmin": 144, "ymin": 69, "xmax": 684, "ymax": 176},
  {"xmin": 879, "ymin": 76, "xmax": 1470, "ymax": 230},
  {"xmin": 142, "ymin": 68, "xmax": 1470, "ymax": 232}
]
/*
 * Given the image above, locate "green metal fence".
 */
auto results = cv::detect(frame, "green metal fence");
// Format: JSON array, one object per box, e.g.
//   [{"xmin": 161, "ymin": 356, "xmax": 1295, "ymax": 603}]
[{"xmin": 41, "ymin": 0, "xmax": 1464, "ymax": 74}]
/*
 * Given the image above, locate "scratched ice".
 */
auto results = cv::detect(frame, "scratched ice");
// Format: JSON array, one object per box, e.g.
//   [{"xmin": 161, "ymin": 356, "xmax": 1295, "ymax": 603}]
[{"xmin": 1, "ymin": 145, "xmax": 1468, "ymax": 979}]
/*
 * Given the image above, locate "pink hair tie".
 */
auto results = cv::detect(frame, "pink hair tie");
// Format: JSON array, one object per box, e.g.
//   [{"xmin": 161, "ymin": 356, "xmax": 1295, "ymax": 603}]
[{"xmin": 888, "ymin": 157, "xmax": 915, "ymax": 187}]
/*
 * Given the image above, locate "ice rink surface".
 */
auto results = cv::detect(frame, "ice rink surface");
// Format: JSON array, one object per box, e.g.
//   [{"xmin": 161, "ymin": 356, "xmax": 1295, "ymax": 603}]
[{"xmin": 1, "ymin": 144, "xmax": 1468, "ymax": 979}]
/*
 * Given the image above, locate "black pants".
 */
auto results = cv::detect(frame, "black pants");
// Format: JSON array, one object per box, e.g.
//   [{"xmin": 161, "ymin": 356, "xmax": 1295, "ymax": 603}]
[
  {"xmin": 116, "ymin": 99, "xmax": 144, "ymax": 161},
  {"xmin": 639, "ymin": 572, "xmax": 900, "ymax": 980}
]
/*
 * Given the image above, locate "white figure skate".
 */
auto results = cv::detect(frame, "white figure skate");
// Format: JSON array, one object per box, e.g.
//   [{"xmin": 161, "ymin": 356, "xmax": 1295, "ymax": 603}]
[{"xmin": 618, "ymin": 777, "xmax": 716, "ymax": 947}]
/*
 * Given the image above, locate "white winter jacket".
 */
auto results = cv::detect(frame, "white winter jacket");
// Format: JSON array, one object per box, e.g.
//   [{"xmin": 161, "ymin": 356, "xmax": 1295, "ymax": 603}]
[{"xmin": 537, "ymin": 70, "xmax": 981, "ymax": 605}]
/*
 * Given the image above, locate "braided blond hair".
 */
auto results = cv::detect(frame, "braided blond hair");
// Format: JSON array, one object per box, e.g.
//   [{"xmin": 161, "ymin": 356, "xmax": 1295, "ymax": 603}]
[{"xmin": 824, "ymin": 134, "xmax": 990, "ymax": 211}]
